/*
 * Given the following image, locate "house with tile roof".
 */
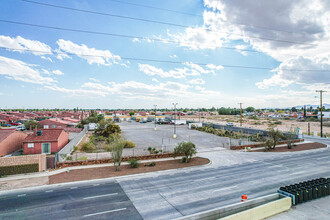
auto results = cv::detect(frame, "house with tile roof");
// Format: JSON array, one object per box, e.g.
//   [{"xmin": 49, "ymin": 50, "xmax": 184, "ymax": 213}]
[
  {"xmin": 23, "ymin": 129, "xmax": 69, "ymax": 154},
  {"xmin": 0, "ymin": 129, "xmax": 27, "ymax": 156}
]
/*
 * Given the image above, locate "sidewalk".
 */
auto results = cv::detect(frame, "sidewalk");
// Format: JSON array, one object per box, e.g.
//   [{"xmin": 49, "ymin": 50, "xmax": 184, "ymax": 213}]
[{"xmin": 0, "ymin": 156, "xmax": 209, "ymax": 191}]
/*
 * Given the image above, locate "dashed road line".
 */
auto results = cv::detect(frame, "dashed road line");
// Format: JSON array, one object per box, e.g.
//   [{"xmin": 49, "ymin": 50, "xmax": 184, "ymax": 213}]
[
  {"xmin": 17, "ymin": 194, "xmax": 26, "ymax": 197},
  {"xmin": 83, "ymin": 193, "xmax": 118, "ymax": 200},
  {"xmin": 83, "ymin": 208, "xmax": 126, "ymax": 217},
  {"xmin": 45, "ymin": 190, "xmax": 53, "ymax": 193}
]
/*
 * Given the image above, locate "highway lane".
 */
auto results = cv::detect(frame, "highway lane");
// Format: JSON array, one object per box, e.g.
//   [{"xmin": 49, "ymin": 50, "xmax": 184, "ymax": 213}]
[
  {"xmin": 0, "ymin": 181, "xmax": 142, "ymax": 220},
  {"xmin": 303, "ymin": 135, "xmax": 330, "ymax": 146},
  {"xmin": 119, "ymin": 149, "xmax": 330, "ymax": 219}
]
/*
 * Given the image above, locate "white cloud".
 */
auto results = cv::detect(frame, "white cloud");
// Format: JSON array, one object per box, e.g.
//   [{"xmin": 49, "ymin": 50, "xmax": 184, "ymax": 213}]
[
  {"xmin": 89, "ymin": 78, "xmax": 100, "ymax": 82},
  {"xmin": 0, "ymin": 56, "xmax": 56, "ymax": 84},
  {"xmin": 0, "ymin": 35, "xmax": 52, "ymax": 57},
  {"xmin": 52, "ymin": 70, "xmax": 64, "ymax": 75},
  {"xmin": 56, "ymin": 39, "xmax": 121, "ymax": 66},
  {"xmin": 152, "ymin": 78, "xmax": 159, "ymax": 83},
  {"xmin": 189, "ymin": 78, "xmax": 205, "ymax": 85},
  {"xmin": 169, "ymin": 54, "xmax": 178, "ymax": 58},
  {"xmin": 139, "ymin": 62, "xmax": 223, "ymax": 79},
  {"xmin": 256, "ymin": 55, "xmax": 330, "ymax": 89}
]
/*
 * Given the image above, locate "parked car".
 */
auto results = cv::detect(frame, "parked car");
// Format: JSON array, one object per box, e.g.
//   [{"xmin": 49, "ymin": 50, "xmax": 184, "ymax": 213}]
[
  {"xmin": 226, "ymin": 122, "xmax": 234, "ymax": 126},
  {"xmin": 10, "ymin": 122, "xmax": 20, "ymax": 126},
  {"xmin": 146, "ymin": 119, "xmax": 153, "ymax": 122},
  {"xmin": 140, "ymin": 120, "xmax": 147, "ymax": 123}
]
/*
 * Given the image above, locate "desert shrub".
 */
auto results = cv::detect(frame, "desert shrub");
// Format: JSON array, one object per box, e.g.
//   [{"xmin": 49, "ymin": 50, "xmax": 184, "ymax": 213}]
[
  {"xmin": 77, "ymin": 156, "xmax": 88, "ymax": 161},
  {"xmin": 89, "ymin": 134, "xmax": 95, "ymax": 143},
  {"xmin": 66, "ymin": 156, "xmax": 73, "ymax": 161},
  {"xmin": 109, "ymin": 137, "xmax": 125, "ymax": 171},
  {"xmin": 124, "ymin": 141, "xmax": 135, "ymax": 148},
  {"xmin": 173, "ymin": 142, "xmax": 197, "ymax": 163},
  {"xmin": 147, "ymin": 147, "xmax": 159, "ymax": 154},
  {"xmin": 264, "ymin": 140, "xmax": 273, "ymax": 151},
  {"xmin": 268, "ymin": 128, "xmax": 286, "ymax": 149},
  {"xmin": 73, "ymin": 145, "xmax": 79, "ymax": 152},
  {"xmin": 81, "ymin": 142, "xmax": 96, "ymax": 152},
  {"xmin": 274, "ymin": 121, "xmax": 282, "ymax": 125},
  {"xmin": 96, "ymin": 135, "xmax": 105, "ymax": 142},
  {"xmin": 129, "ymin": 159, "xmax": 140, "ymax": 168},
  {"xmin": 144, "ymin": 162, "xmax": 156, "ymax": 167}
]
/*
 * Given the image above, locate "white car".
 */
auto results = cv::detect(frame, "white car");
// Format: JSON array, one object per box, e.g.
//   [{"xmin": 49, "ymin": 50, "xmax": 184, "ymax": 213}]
[{"xmin": 226, "ymin": 122, "xmax": 234, "ymax": 126}]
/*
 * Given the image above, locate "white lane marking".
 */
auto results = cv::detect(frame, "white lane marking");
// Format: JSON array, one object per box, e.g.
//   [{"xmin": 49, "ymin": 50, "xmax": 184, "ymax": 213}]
[
  {"xmin": 70, "ymin": 187, "xmax": 78, "ymax": 189},
  {"xmin": 17, "ymin": 194, "xmax": 26, "ymax": 197},
  {"xmin": 83, "ymin": 208, "xmax": 126, "ymax": 217},
  {"xmin": 45, "ymin": 190, "xmax": 53, "ymax": 193},
  {"xmin": 83, "ymin": 193, "xmax": 118, "ymax": 200},
  {"xmin": 93, "ymin": 184, "xmax": 100, "ymax": 186}
]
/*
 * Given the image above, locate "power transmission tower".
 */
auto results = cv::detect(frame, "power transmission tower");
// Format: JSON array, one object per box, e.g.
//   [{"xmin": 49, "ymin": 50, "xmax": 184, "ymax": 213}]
[
  {"xmin": 238, "ymin": 103, "xmax": 243, "ymax": 126},
  {"xmin": 316, "ymin": 90, "xmax": 327, "ymax": 137}
]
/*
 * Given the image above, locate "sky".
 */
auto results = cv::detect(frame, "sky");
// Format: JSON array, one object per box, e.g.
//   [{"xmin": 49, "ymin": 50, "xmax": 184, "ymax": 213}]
[{"xmin": 0, "ymin": 0, "xmax": 329, "ymax": 109}]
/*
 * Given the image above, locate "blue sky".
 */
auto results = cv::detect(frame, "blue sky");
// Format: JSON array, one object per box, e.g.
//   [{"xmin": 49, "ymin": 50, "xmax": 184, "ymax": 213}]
[{"xmin": 0, "ymin": 0, "xmax": 329, "ymax": 109}]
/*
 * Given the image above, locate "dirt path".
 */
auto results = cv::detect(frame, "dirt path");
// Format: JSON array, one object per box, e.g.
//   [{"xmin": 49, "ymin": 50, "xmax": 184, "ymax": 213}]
[
  {"xmin": 253, "ymin": 142, "xmax": 327, "ymax": 152},
  {"xmin": 49, "ymin": 157, "xmax": 209, "ymax": 184}
]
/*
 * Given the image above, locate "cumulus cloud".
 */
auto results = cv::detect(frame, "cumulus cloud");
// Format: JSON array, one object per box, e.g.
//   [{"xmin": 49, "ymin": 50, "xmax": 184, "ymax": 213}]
[
  {"xmin": 45, "ymin": 85, "xmax": 108, "ymax": 97},
  {"xmin": 256, "ymin": 55, "xmax": 330, "ymax": 89},
  {"xmin": 89, "ymin": 77, "xmax": 100, "ymax": 82},
  {"xmin": 0, "ymin": 35, "xmax": 52, "ymax": 57},
  {"xmin": 0, "ymin": 56, "xmax": 56, "ymax": 84},
  {"xmin": 55, "ymin": 39, "xmax": 121, "ymax": 66},
  {"xmin": 189, "ymin": 78, "xmax": 205, "ymax": 85},
  {"xmin": 138, "ymin": 62, "xmax": 223, "ymax": 79}
]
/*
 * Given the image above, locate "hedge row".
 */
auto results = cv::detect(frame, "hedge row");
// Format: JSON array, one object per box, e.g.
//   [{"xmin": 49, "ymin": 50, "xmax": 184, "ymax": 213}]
[{"xmin": 0, "ymin": 163, "xmax": 39, "ymax": 176}]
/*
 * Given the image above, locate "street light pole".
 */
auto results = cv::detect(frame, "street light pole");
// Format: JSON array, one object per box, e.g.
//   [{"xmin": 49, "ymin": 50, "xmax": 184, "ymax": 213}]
[
  {"xmin": 172, "ymin": 103, "xmax": 178, "ymax": 138},
  {"xmin": 316, "ymin": 90, "xmax": 327, "ymax": 137},
  {"xmin": 154, "ymin": 105, "xmax": 157, "ymax": 131},
  {"xmin": 238, "ymin": 103, "xmax": 243, "ymax": 126}
]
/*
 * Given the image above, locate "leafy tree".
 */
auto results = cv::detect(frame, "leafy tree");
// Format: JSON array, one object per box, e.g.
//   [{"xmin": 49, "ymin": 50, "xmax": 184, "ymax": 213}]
[
  {"xmin": 291, "ymin": 107, "xmax": 297, "ymax": 112},
  {"xmin": 245, "ymin": 106, "xmax": 255, "ymax": 112},
  {"xmin": 173, "ymin": 142, "xmax": 197, "ymax": 163},
  {"xmin": 268, "ymin": 128, "xmax": 286, "ymax": 149},
  {"xmin": 24, "ymin": 120, "xmax": 39, "ymax": 130},
  {"xmin": 102, "ymin": 123, "xmax": 121, "ymax": 137},
  {"xmin": 129, "ymin": 111, "xmax": 135, "ymax": 116}
]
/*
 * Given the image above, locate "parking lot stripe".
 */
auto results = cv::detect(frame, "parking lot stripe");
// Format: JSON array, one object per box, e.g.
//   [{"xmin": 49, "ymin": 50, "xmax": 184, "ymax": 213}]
[
  {"xmin": 83, "ymin": 193, "xmax": 118, "ymax": 200},
  {"xmin": 45, "ymin": 190, "xmax": 53, "ymax": 193},
  {"xmin": 17, "ymin": 194, "xmax": 26, "ymax": 197},
  {"xmin": 83, "ymin": 208, "xmax": 126, "ymax": 217}
]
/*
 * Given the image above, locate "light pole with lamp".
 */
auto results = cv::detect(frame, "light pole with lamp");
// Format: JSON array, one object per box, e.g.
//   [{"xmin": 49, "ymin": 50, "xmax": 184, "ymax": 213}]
[
  {"xmin": 154, "ymin": 105, "xmax": 157, "ymax": 131},
  {"xmin": 172, "ymin": 103, "xmax": 178, "ymax": 138}
]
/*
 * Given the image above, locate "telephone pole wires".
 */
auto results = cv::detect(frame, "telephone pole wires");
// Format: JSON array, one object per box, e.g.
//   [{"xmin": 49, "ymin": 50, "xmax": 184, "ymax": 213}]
[{"xmin": 316, "ymin": 90, "xmax": 327, "ymax": 137}]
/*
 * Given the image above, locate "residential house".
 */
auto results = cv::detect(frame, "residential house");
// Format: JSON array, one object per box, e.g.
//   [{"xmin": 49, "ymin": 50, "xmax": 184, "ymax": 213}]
[
  {"xmin": 23, "ymin": 129, "xmax": 69, "ymax": 154},
  {"xmin": 0, "ymin": 129, "xmax": 27, "ymax": 156}
]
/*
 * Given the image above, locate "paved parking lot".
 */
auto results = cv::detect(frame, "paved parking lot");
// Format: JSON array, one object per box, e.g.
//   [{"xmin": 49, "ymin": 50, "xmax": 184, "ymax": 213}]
[{"xmin": 120, "ymin": 121, "xmax": 243, "ymax": 152}]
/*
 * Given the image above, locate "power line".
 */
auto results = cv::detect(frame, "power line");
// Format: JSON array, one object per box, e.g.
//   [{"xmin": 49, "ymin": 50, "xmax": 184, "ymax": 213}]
[
  {"xmin": 1, "ymin": 46, "xmax": 329, "ymax": 73},
  {"xmin": 0, "ymin": 19, "xmax": 312, "ymax": 58},
  {"xmin": 20, "ymin": 0, "xmax": 328, "ymax": 47}
]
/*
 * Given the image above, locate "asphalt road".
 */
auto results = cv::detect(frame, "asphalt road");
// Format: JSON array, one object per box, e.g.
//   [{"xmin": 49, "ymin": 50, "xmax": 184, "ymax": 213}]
[
  {"xmin": 0, "ymin": 181, "xmax": 142, "ymax": 220},
  {"xmin": 303, "ymin": 135, "xmax": 330, "ymax": 146},
  {"xmin": 0, "ymin": 149, "xmax": 329, "ymax": 220},
  {"xmin": 119, "ymin": 149, "xmax": 330, "ymax": 219}
]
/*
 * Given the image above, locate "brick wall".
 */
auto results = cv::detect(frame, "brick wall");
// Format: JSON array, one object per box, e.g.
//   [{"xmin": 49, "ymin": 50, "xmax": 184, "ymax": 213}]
[
  {"xmin": 0, "ymin": 131, "xmax": 27, "ymax": 156},
  {"xmin": 0, "ymin": 154, "xmax": 46, "ymax": 171}
]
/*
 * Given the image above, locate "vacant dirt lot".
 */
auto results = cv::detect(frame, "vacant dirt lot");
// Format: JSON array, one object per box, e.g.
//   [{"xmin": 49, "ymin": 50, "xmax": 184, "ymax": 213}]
[
  {"xmin": 183, "ymin": 115, "xmax": 330, "ymax": 135},
  {"xmin": 49, "ymin": 157, "xmax": 209, "ymax": 184}
]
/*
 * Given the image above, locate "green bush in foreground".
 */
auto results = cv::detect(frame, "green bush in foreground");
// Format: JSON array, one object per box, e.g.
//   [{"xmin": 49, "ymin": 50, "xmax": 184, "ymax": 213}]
[
  {"xmin": 173, "ymin": 141, "xmax": 197, "ymax": 163},
  {"xmin": 124, "ymin": 141, "xmax": 135, "ymax": 148},
  {"xmin": 129, "ymin": 159, "xmax": 140, "ymax": 168}
]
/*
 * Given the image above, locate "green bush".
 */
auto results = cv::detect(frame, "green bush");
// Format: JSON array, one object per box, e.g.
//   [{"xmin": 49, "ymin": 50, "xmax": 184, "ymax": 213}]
[
  {"xmin": 129, "ymin": 159, "xmax": 140, "ymax": 168},
  {"xmin": 81, "ymin": 142, "xmax": 96, "ymax": 152},
  {"xmin": 124, "ymin": 141, "xmax": 135, "ymax": 148},
  {"xmin": 96, "ymin": 135, "xmax": 105, "ymax": 142},
  {"xmin": 147, "ymin": 147, "xmax": 159, "ymax": 154},
  {"xmin": 173, "ymin": 142, "xmax": 197, "ymax": 163},
  {"xmin": 73, "ymin": 146, "xmax": 79, "ymax": 152},
  {"xmin": 102, "ymin": 123, "xmax": 121, "ymax": 137},
  {"xmin": 144, "ymin": 162, "xmax": 156, "ymax": 167},
  {"xmin": 66, "ymin": 156, "xmax": 73, "ymax": 161},
  {"xmin": 0, "ymin": 163, "xmax": 39, "ymax": 176}
]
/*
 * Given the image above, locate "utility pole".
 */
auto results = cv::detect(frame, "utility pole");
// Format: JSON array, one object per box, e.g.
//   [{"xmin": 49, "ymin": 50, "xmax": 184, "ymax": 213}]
[
  {"xmin": 199, "ymin": 108, "xmax": 201, "ymax": 122},
  {"xmin": 172, "ymin": 103, "xmax": 178, "ymax": 138},
  {"xmin": 238, "ymin": 103, "xmax": 243, "ymax": 126},
  {"xmin": 154, "ymin": 105, "xmax": 157, "ymax": 131},
  {"xmin": 316, "ymin": 90, "xmax": 327, "ymax": 137}
]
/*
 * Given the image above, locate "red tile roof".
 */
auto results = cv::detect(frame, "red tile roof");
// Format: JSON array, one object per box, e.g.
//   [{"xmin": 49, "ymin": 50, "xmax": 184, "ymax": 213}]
[
  {"xmin": 23, "ymin": 129, "xmax": 66, "ymax": 142},
  {"xmin": 0, "ymin": 129, "xmax": 16, "ymax": 142}
]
